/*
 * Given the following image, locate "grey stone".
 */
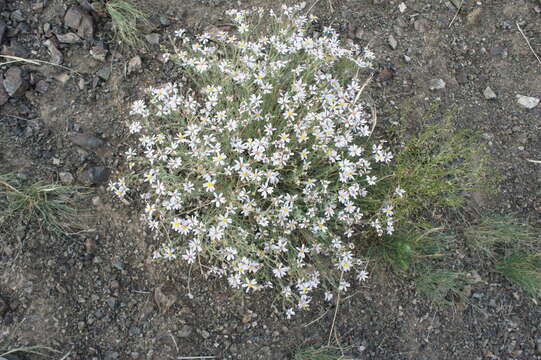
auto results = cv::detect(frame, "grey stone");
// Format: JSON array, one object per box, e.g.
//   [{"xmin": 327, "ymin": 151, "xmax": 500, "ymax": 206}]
[
  {"xmin": 145, "ymin": 33, "xmax": 160, "ymax": 45},
  {"xmin": 11, "ymin": 10, "xmax": 24, "ymax": 22},
  {"xmin": 90, "ymin": 45, "xmax": 107, "ymax": 62},
  {"xmin": 3, "ymin": 66, "xmax": 27, "ymax": 97},
  {"xmin": 516, "ymin": 95, "xmax": 539, "ymax": 109},
  {"xmin": 35, "ymin": 80, "xmax": 49, "ymax": 93},
  {"xmin": 56, "ymin": 32, "xmax": 81, "ymax": 44},
  {"xmin": 388, "ymin": 34, "xmax": 397, "ymax": 50},
  {"xmin": 127, "ymin": 56, "xmax": 142, "ymax": 75},
  {"xmin": 483, "ymin": 87, "xmax": 497, "ymax": 100},
  {"xmin": 429, "ymin": 78, "xmax": 446, "ymax": 90},
  {"xmin": 96, "ymin": 65, "xmax": 111, "ymax": 80},
  {"xmin": 64, "ymin": 6, "xmax": 93, "ymax": 40},
  {"xmin": 44, "ymin": 39, "xmax": 63, "ymax": 65},
  {"xmin": 59, "ymin": 172, "xmax": 74, "ymax": 185}
]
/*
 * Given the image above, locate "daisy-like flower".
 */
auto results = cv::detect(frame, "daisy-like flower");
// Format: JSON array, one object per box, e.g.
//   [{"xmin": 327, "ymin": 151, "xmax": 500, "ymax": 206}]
[
  {"xmin": 242, "ymin": 278, "xmax": 258, "ymax": 293},
  {"xmin": 162, "ymin": 247, "xmax": 177, "ymax": 260},
  {"xmin": 203, "ymin": 178, "xmax": 217, "ymax": 192}
]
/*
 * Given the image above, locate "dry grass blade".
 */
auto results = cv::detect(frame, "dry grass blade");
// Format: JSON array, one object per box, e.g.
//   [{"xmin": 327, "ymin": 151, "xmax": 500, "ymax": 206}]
[
  {"xmin": 106, "ymin": 0, "xmax": 148, "ymax": 50},
  {"xmin": 0, "ymin": 55, "xmax": 80, "ymax": 75},
  {"xmin": 516, "ymin": 23, "xmax": 541, "ymax": 65}
]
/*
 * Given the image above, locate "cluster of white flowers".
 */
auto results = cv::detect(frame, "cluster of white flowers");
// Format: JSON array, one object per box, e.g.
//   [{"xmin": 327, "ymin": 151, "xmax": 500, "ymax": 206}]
[{"xmin": 110, "ymin": 3, "xmax": 405, "ymax": 318}]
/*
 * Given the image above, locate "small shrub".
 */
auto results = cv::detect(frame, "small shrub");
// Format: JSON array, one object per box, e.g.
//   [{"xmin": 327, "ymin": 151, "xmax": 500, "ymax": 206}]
[
  {"xmin": 110, "ymin": 3, "xmax": 401, "ymax": 317},
  {"xmin": 105, "ymin": 0, "xmax": 148, "ymax": 50},
  {"xmin": 0, "ymin": 173, "xmax": 82, "ymax": 236}
]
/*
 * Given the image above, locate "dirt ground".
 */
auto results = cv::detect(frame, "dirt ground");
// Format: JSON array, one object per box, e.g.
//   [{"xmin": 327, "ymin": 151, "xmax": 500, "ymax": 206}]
[{"xmin": 1, "ymin": 0, "xmax": 540, "ymax": 359}]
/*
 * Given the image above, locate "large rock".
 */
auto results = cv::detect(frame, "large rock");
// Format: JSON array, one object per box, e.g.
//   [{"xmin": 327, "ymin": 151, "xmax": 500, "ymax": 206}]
[{"xmin": 3, "ymin": 66, "xmax": 28, "ymax": 97}]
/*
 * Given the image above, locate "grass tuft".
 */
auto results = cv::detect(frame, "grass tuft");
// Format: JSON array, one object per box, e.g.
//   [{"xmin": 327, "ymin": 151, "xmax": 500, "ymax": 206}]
[
  {"xmin": 294, "ymin": 347, "xmax": 360, "ymax": 360},
  {"xmin": 415, "ymin": 270, "xmax": 470, "ymax": 305},
  {"xmin": 496, "ymin": 253, "xmax": 541, "ymax": 298},
  {"xmin": 0, "ymin": 173, "xmax": 84, "ymax": 236},
  {"xmin": 105, "ymin": 0, "xmax": 148, "ymax": 50}
]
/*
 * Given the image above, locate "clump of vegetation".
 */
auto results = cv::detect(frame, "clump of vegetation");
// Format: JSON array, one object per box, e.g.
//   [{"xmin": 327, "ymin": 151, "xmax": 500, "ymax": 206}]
[
  {"xmin": 105, "ymin": 0, "xmax": 148, "ymax": 50},
  {"xmin": 496, "ymin": 253, "xmax": 541, "ymax": 298},
  {"xmin": 416, "ymin": 270, "xmax": 471, "ymax": 305},
  {"xmin": 464, "ymin": 215, "xmax": 541, "ymax": 297},
  {"xmin": 0, "ymin": 173, "xmax": 83, "ymax": 236},
  {"xmin": 110, "ymin": 3, "xmax": 401, "ymax": 318}
]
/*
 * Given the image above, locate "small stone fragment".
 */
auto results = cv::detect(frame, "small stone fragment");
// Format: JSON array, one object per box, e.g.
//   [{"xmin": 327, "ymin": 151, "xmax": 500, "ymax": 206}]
[
  {"xmin": 127, "ymin": 56, "xmax": 142, "ymax": 75},
  {"xmin": 429, "ymin": 78, "xmax": 446, "ymax": 90},
  {"xmin": 59, "ymin": 171, "xmax": 74, "ymax": 185},
  {"xmin": 90, "ymin": 45, "xmax": 107, "ymax": 62},
  {"xmin": 516, "ymin": 95, "xmax": 540, "ymax": 109},
  {"xmin": 398, "ymin": 2, "xmax": 407, "ymax": 12},
  {"xmin": 35, "ymin": 80, "xmax": 49, "ymax": 93},
  {"xmin": 64, "ymin": 6, "xmax": 84, "ymax": 30},
  {"xmin": 56, "ymin": 32, "xmax": 81, "ymax": 43},
  {"xmin": 483, "ymin": 87, "xmax": 497, "ymax": 100},
  {"xmin": 3, "ymin": 66, "xmax": 28, "ymax": 97},
  {"xmin": 96, "ymin": 65, "xmax": 111, "ymax": 81},
  {"xmin": 53, "ymin": 72, "xmax": 70, "ymax": 85},
  {"xmin": 64, "ymin": 5, "xmax": 94, "ymax": 40},
  {"xmin": 388, "ymin": 34, "xmax": 398, "ymax": 50},
  {"xmin": 44, "ymin": 39, "xmax": 63, "ymax": 65},
  {"xmin": 145, "ymin": 33, "xmax": 160, "ymax": 45}
]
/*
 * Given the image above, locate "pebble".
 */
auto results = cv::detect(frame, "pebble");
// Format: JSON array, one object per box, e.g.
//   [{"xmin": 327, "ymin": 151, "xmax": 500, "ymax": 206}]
[
  {"xmin": 429, "ymin": 78, "xmax": 446, "ymax": 90},
  {"xmin": 3, "ymin": 66, "xmax": 27, "ymax": 97},
  {"xmin": 44, "ymin": 39, "xmax": 63, "ymax": 65},
  {"xmin": 388, "ymin": 34, "xmax": 397, "ymax": 50},
  {"xmin": 56, "ymin": 32, "xmax": 81, "ymax": 44},
  {"xmin": 59, "ymin": 171, "xmax": 74, "ymax": 185},
  {"xmin": 35, "ymin": 79, "xmax": 49, "ymax": 93},
  {"xmin": 516, "ymin": 95, "xmax": 539, "ymax": 109},
  {"xmin": 106, "ymin": 297, "xmax": 116, "ymax": 309},
  {"xmin": 96, "ymin": 65, "xmax": 111, "ymax": 81},
  {"xmin": 64, "ymin": 5, "xmax": 94, "ymax": 40},
  {"xmin": 483, "ymin": 86, "xmax": 497, "ymax": 100},
  {"xmin": 90, "ymin": 45, "xmax": 107, "ymax": 62},
  {"xmin": 145, "ymin": 33, "xmax": 160, "ymax": 45},
  {"xmin": 127, "ymin": 56, "xmax": 142, "ymax": 75}
]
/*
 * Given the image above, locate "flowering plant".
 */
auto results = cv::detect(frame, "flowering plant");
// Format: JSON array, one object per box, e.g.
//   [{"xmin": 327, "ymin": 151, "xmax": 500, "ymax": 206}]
[{"xmin": 109, "ymin": 3, "xmax": 405, "ymax": 318}]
